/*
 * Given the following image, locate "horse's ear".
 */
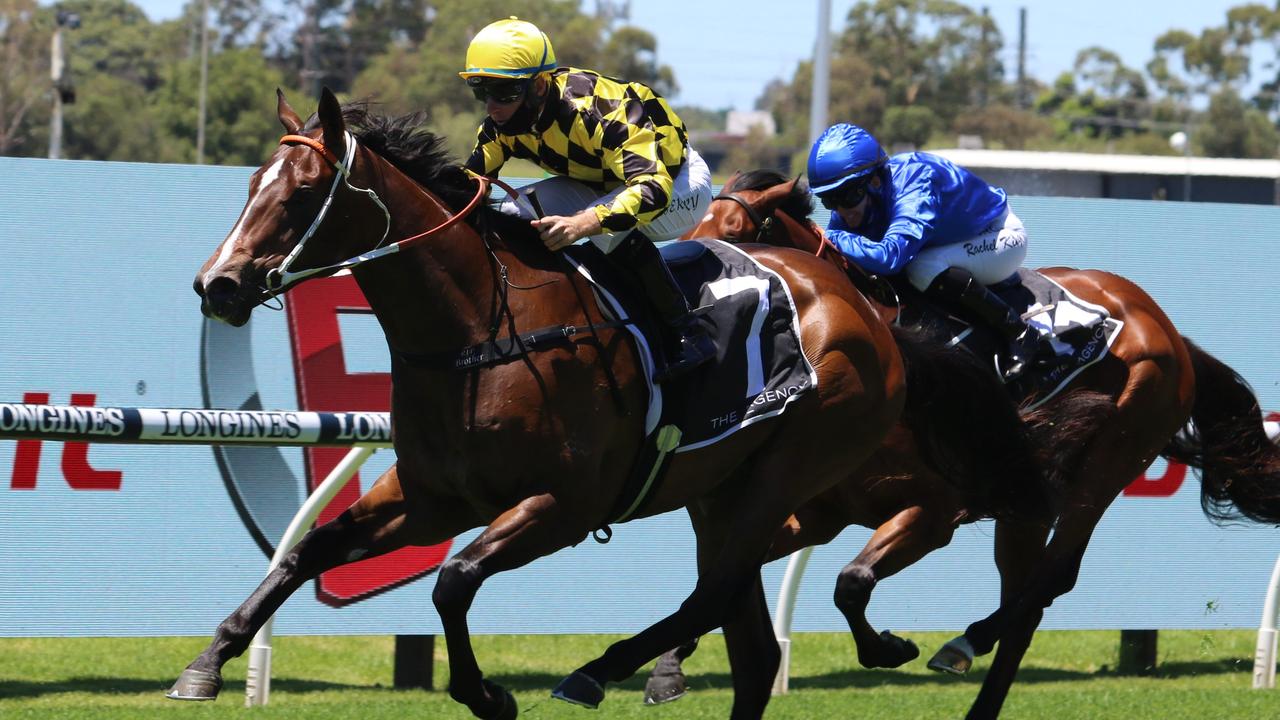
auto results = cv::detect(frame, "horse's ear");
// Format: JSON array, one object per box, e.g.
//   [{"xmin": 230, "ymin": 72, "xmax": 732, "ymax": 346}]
[
  {"xmin": 783, "ymin": 175, "xmax": 801, "ymax": 194},
  {"xmin": 724, "ymin": 171, "xmax": 741, "ymax": 192},
  {"xmin": 317, "ymin": 87, "xmax": 346, "ymax": 158},
  {"xmin": 277, "ymin": 88, "xmax": 303, "ymax": 134}
]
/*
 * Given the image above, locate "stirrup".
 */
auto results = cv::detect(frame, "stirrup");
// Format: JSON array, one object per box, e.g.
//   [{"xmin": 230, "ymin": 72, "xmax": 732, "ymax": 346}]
[
  {"xmin": 1000, "ymin": 331, "xmax": 1041, "ymax": 382},
  {"xmin": 654, "ymin": 331, "xmax": 715, "ymax": 383}
]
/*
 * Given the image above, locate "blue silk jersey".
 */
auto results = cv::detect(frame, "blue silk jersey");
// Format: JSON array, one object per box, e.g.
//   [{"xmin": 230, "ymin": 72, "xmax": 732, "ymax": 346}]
[{"xmin": 825, "ymin": 152, "xmax": 1008, "ymax": 275}]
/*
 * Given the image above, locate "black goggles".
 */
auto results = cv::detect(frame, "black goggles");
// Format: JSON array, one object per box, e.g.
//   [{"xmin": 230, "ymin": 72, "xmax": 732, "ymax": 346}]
[
  {"xmin": 818, "ymin": 178, "xmax": 871, "ymax": 210},
  {"xmin": 469, "ymin": 78, "xmax": 527, "ymax": 104}
]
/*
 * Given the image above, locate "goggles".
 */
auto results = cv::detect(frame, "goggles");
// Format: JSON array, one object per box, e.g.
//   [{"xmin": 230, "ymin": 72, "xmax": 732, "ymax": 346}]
[
  {"xmin": 468, "ymin": 78, "xmax": 527, "ymax": 104},
  {"xmin": 818, "ymin": 178, "xmax": 871, "ymax": 210}
]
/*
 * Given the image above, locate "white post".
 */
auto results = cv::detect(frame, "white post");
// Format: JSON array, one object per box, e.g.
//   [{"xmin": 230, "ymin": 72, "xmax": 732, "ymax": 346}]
[
  {"xmin": 1250, "ymin": 422, "xmax": 1280, "ymax": 689},
  {"xmin": 245, "ymin": 445, "xmax": 377, "ymax": 707},
  {"xmin": 1254, "ymin": 555, "xmax": 1280, "ymax": 688},
  {"xmin": 772, "ymin": 546, "xmax": 814, "ymax": 695}
]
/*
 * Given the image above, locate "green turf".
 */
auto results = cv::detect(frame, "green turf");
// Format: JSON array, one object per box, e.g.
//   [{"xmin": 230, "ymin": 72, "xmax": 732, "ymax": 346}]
[{"xmin": 0, "ymin": 630, "xmax": 1270, "ymax": 718}]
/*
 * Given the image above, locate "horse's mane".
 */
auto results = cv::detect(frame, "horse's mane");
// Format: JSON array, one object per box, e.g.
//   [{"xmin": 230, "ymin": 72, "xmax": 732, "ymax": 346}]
[
  {"xmin": 301, "ymin": 104, "xmax": 474, "ymax": 210},
  {"xmin": 724, "ymin": 169, "xmax": 815, "ymax": 224}
]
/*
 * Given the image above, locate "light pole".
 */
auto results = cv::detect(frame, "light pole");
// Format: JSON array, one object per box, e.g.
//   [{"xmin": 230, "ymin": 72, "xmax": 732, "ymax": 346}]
[
  {"xmin": 48, "ymin": 9, "xmax": 80, "ymax": 160},
  {"xmin": 1169, "ymin": 128, "xmax": 1191, "ymax": 201},
  {"xmin": 809, "ymin": 0, "xmax": 831, "ymax": 146},
  {"xmin": 197, "ymin": 0, "xmax": 208, "ymax": 164}
]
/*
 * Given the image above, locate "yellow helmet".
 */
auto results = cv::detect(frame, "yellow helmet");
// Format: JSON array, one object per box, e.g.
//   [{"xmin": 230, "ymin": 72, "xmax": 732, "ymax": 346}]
[{"xmin": 459, "ymin": 17, "xmax": 557, "ymax": 81}]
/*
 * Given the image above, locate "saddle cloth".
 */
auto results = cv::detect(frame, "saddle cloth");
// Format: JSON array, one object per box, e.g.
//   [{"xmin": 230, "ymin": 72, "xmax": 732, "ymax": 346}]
[
  {"xmin": 913, "ymin": 268, "xmax": 1124, "ymax": 410},
  {"xmin": 562, "ymin": 239, "xmax": 817, "ymax": 452}
]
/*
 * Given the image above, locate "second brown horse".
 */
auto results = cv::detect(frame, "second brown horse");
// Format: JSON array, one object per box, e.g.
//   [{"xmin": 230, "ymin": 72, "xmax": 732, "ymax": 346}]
[{"xmin": 645, "ymin": 170, "xmax": 1280, "ymax": 719}]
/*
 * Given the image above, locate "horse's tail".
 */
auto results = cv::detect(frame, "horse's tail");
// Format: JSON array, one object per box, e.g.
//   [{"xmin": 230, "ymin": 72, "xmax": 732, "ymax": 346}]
[
  {"xmin": 890, "ymin": 325, "xmax": 1052, "ymax": 523},
  {"xmin": 1162, "ymin": 337, "xmax": 1280, "ymax": 525}
]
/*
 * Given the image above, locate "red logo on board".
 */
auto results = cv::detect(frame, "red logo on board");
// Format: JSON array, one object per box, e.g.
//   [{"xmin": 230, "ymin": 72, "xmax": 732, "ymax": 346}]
[{"xmin": 285, "ymin": 276, "xmax": 452, "ymax": 607}]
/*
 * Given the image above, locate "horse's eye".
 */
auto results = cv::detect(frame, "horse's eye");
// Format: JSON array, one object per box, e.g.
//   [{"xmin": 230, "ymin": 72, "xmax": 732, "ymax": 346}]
[{"xmin": 285, "ymin": 186, "xmax": 316, "ymax": 209}]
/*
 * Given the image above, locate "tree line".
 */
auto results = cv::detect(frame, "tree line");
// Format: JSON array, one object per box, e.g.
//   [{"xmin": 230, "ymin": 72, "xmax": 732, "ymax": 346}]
[{"xmin": 3, "ymin": 0, "xmax": 1279, "ymax": 169}]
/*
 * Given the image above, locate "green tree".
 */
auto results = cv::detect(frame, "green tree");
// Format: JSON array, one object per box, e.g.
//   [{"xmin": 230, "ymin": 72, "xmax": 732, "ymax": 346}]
[
  {"xmin": 1198, "ymin": 87, "xmax": 1279, "ymax": 158},
  {"xmin": 43, "ymin": 0, "xmax": 171, "ymax": 160},
  {"xmin": 879, "ymin": 104, "xmax": 938, "ymax": 148},
  {"xmin": 599, "ymin": 25, "xmax": 677, "ymax": 98},
  {"xmin": 839, "ymin": 0, "xmax": 1002, "ymax": 126},
  {"xmin": 352, "ymin": 0, "xmax": 595, "ymax": 117},
  {"xmin": 148, "ymin": 47, "xmax": 297, "ymax": 164},
  {"xmin": 0, "ymin": 0, "xmax": 51, "ymax": 155},
  {"xmin": 952, "ymin": 104, "xmax": 1051, "ymax": 150}
]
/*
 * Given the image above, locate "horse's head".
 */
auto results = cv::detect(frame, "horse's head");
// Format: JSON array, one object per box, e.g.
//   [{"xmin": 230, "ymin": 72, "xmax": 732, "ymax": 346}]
[
  {"xmin": 684, "ymin": 170, "xmax": 821, "ymax": 253},
  {"xmin": 195, "ymin": 88, "xmax": 386, "ymax": 326}
]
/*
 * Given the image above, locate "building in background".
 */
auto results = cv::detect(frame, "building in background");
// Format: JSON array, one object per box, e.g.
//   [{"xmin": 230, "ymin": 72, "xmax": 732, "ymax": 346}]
[{"xmin": 932, "ymin": 149, "xmax": 1280, "ymax": 206}]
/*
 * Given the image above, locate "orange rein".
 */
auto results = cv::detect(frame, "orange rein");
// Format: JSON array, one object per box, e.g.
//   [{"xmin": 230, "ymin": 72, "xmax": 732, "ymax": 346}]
[{"xmin": 278, "ymin": 133, "xmax": 494, "ymax": 252}]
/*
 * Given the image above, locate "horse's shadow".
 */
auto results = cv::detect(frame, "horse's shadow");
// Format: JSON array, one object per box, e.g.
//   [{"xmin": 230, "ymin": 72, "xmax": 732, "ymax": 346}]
[
  {"xmin": 669, "ymin": 657, "xmax": 1251, "ymax": 691},
  {"xmin": 0, "ymin": 659, "xmax": 1248, "ymax": 699}
]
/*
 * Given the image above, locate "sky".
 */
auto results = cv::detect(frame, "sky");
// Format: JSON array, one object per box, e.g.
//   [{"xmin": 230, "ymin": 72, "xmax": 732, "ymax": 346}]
[{"xmin": 125, "ymin": 1, "xmax": 1250, "ymax": 111}]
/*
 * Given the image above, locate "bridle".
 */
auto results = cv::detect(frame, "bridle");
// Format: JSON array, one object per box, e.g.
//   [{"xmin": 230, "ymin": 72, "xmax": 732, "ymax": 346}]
[
  {"xmin": 710, "ymin": 193, "xmax": 774, "ymax": 243},
  {"xmin": 264, "ymin": 131, "xmax": 495, "ymax": 294}
]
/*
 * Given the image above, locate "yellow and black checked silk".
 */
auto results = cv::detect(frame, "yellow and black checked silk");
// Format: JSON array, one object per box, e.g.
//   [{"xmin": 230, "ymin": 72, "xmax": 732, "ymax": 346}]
[{"xmin": 465, "ymin": 68, "xmax": 690, "ymax": 232}]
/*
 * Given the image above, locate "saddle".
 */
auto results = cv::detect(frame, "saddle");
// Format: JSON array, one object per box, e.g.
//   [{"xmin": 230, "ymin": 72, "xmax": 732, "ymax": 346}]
[
  {"xmin": 562, "ymin": 239, "xmax": 818, "ymax": 524},
  {"xmin": 887, "ymin": 269, "xmax": 1124, "ymax": 409}
]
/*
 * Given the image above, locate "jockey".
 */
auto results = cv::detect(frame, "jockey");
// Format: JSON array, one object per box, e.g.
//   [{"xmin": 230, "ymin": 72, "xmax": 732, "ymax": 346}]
[
  {"xmin": 459, "ymin": 17, "xmax": 715, "ymax": 382},
  {"xmin": 808, "ymin": 122, "xmax": 1042, "ymax": 381}
]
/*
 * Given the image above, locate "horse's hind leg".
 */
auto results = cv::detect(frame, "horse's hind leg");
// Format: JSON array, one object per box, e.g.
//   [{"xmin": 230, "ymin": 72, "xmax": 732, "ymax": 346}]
[
  {"xmin": 643, "ymin": 490, "xmax": 856, "ymax": 705},
  {"xmin": 432, "ymin": 493, "xmax": 591, "ymax": 720},
  {"xmin": 965, "ymin": 501, "xmax": 1109, "ymax": 720},
  {"xmin": 929, "ymin": 518, "xmax": 1049, "ymax": 675},
  {"xmin": 835, "ymin": 505, "xmax": 954, "ymax": 669},
  {"xmin": 554, "ymin": 489, "xmax": 801, "ymax": 719},
  {"xmin": 168, "ymin": 465, "xmax": 474, "ymax": 701}
]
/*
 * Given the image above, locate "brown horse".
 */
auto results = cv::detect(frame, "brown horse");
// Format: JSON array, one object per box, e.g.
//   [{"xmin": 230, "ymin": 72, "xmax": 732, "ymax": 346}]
[
  {"xmin": 167, "ymin": 91, "xmax": 1034, "ymax": 720},
  {"xmin": 648, "ymin": 169, "xmax": 1280, "ymax": 718}
]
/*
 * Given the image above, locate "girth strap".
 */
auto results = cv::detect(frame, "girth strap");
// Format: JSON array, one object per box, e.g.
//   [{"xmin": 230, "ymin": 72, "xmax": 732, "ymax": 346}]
[{"xmin": 394, "ymin": 319, "xmax": 633, "ymax": 371}]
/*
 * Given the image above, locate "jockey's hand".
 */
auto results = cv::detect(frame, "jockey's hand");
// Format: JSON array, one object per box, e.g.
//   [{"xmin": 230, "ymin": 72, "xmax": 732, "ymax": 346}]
[{"xmin": 532, "ymin": 210, "xmax": 602, "ymax": 252}]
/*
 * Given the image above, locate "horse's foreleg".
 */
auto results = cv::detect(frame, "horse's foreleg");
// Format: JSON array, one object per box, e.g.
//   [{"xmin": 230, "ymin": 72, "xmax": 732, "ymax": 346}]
[
  {"xmin": 169, "ymin": 466, "xmax": 468, "ymax": 701},
  {"xmin": 929, "ymin": 519, "xmax": 1049, "ymax": 675},
  {"xmin": 834, "ymin": 505, "xmax": 953, "ymax": 669},
  {"xmin": 433, "ymin": 494, "xmax": 588, "ymax": 720},
  {"xmin": 722, "ymin": 573, "xmax": 779, "ymax": 720}
]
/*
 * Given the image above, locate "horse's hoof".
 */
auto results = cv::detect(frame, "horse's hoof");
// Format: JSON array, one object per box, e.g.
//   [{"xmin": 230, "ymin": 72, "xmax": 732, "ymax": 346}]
[
  {"xmin": 551, "ymin": 670, "xmax": 606, "ymax": 709},
  {"xmin": 859, "ymin": 630, "xmax": 920, "ymax": 669},
  {"xmin": 643, "ymin": 671, "xmax": 687, "ymax": 705},
  {"xmin": 927, "ymin": 636, "xmax": 975, "ymax": 675},
  {"xmin": 166, "ymin": 668, "xmax": 223, "ymax": 700},
  {"xmin": 478, "ymin": 679, "xmax": 517, "ymax": 720}
]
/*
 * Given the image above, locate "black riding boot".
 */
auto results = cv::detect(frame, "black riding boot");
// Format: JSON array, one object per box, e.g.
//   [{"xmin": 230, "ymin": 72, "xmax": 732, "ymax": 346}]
[
  {"xmin": 611, "ymin": 233, "xmax": 716, "ymax": 382},
  {"xmin": 925, "ymin": 267, "xmax": 1041, "ymax": 381}
]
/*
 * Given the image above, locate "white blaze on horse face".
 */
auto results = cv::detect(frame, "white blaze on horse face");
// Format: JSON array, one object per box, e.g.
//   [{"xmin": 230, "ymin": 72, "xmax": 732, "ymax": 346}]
[{"xmin": 203, "ymin": 157, "xmax": 287, "ymax": 286}]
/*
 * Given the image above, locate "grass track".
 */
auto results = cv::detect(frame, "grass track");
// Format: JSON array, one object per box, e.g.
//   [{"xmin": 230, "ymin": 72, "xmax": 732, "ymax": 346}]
[{"xmin": 0, "ymin": 630, "xmax": 1269, "ymax": 718}]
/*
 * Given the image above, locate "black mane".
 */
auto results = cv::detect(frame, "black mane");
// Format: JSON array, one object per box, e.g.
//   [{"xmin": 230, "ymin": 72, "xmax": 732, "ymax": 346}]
[
  {"xmin": 302, "ymin": 103, "xmax": 481, "ymax": 215},
  {"xmin": 725, "ymin": 169, "xmax": 815, "ymax": 224}
]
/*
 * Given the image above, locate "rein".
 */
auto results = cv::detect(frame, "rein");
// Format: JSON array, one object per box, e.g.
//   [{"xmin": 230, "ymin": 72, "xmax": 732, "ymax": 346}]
[
  {"xmin": 272, "ymin": 131, "xmax": 630, "ymax": 400},
  {"xmin": 265, "ymin": 132, "xmax": 492, "ymax": 294}
]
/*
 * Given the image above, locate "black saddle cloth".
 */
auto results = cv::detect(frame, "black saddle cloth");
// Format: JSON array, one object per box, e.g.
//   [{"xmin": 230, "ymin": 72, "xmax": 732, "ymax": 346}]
[
  {"xmin": 562, "ymin": 239, "xmax": 817, "ymax": 450},
  {"xmin": 890, "ymin": 269, "xmax": 1123, "ymax": 408}
]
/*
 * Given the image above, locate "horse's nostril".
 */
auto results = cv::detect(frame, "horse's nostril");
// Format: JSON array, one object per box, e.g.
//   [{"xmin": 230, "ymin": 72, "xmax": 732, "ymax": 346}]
[{"xmin": 204, "ymin": 276, "xmax": 239, "ymax": 306}]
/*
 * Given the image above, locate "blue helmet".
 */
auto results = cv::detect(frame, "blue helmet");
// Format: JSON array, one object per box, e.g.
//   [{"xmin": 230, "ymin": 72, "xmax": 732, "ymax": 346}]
[{"xmin": 807, "ymin": 123, "xmax": 887, "ymax": 194}]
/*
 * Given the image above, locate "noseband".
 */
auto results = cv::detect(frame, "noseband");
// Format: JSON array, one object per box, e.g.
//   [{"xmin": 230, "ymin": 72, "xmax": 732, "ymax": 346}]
[{"xmin": 711, "ymin": 193, "xmax": 774, "ymax": 242}]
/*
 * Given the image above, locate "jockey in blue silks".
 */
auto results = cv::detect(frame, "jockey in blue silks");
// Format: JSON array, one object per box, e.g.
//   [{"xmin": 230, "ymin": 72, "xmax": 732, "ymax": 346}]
[{"xmin": 808, "ymin": 122, "xmax": 1042, "ymax": 381}]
